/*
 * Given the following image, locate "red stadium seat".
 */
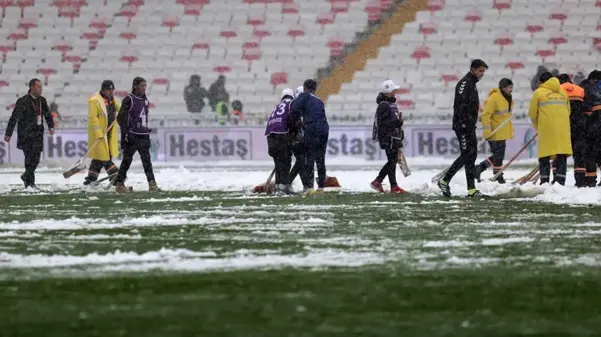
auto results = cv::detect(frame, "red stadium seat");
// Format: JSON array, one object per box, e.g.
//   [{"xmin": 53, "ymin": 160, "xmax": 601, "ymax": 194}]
[
  {"xmin": 411, "ymin": 46, "xmax": 430, "ymax": 59},
  {"xmin": 213, "ymin": 65, "xmax": 232, "ymax": 74},
  {"xmin": 316, "ymin": 12, "xmax": 335, "ymax": 26},
  {"xmin": 331, "ymin": 0, "xmax": 349, "ymax": 13},
  {"xmin": 287, "ymin": 25, "xmax": 305, "ymax": 38},
  {"xmin": 162, "ymin": 16, "xmax": 179, "ymax": 30},
  {"xmin": 282, "ymin": 2, "xmax": 297, "ymax": 14},
  {"xmin": 270, "ymin": 72, "xmax": 288, "ymax": 87},
  {"xmin": 548, "ymin": 32, "xmax": 567, "ymax": 45},
  {"xmin": 397, "ymin": 99, "xmax": 415, "ymax": 110},
  {"xmin": 243, "ymin": 39, "xmax": 260, "ymax": 49},
  {"xmin": 427, "ymin": 0, "xmax": 444, "ymax": 12},
  {"xmin": 493, "ymin": 0, "xmax": 511, "ymax": 11},
  {"xmin": 119, "ymin": 31, "xmax": 137, "ymax": 41},
  {"xmin": 254, "ymin": 28, "xmax": 271, "ymax": 39},
  {"xmin": 89, "ymin": 17, "xmax": 107, "ymax": 29},
  {"xmin": 419, "ymin": 22, "xmax": 437, "ymax": 35},
  {"xmin": 53, "ymin": 41, "xmax": 71, "ymax": 53},
  {"xmin": 464, "ymin": 9, "xmax": 481, "ymax": 22},
  {"xmin": 549, "ymin": 8, "xmax": 567, "ymax": 21},
  {"xmin": 495, "ymin": 32, "xmax": 513, "ymax": 46},
  {"xmin": 220, "ymin": 29, "xmax": 237, "ymax": 39},
  {"xmin": 526, "ymin": 23, "xmax": 544, "ymax": 34},
  {"xmin": 184, "ymin": 4, "xmax": 202, "ymax": 16},
  {"xmin": 19, "ymin": 18, "xmax": 37, "ymax": 30},
  {"xmin": 0, "ymin": 0, "xmax": 13, "ymax": 17},
  {"xmin": 192, "ymin": 40, "xmax": 210, "ymax": 49},
  {"xmin": 9, "ymin": 29, "xmax": 27, "ymax": 41},
  {"xmin": 247, "ymin": 16, "xmax": 264, "ymax": 26},
  {"xmin": 243, "ymin": 47, "xmax": 261, "ymax": 61}
]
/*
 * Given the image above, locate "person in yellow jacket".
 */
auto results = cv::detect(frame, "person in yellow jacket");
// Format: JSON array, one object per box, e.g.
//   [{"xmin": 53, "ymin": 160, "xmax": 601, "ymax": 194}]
[
  {"xmin": 475, "ymin": 78, "xmax": 514, "ymax": 183},
  {"xmin": 528, "ymin": 72, "xmax": 572, "ymax": 185},
  {"xmin": 83, "ymin": 80, "xmax": 121, "ymax": 186}
]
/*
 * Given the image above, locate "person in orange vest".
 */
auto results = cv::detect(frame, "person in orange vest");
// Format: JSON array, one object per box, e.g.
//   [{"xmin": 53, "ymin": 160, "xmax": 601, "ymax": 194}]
[
  {"xmin": 231, "ymin": 99, "xmax": 243, "ymax": 125},
  {"xmin": 50, "ymin": 102, "xmax": 60, "ymax": 129},
  {"xmin": 558, "ymin": 73, "xmax": 586, "ymax": 187}
]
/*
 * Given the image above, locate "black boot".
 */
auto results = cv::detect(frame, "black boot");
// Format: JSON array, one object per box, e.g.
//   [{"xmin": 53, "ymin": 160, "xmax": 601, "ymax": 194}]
[
  {"xmin": 83, "ymin": 176, "xmax": 97, "ymax": 186},
  {"xmin": 492, "ymin": 170, "xmax": 506, "ymax": 184}
]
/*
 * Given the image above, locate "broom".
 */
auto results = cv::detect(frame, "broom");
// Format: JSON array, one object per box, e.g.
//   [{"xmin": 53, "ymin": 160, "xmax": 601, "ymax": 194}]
[
  {"xmin": 431, "ymin": 117, "xmax": 513, "ymax": 183},
  {"xmin": 252, "ymin": 169, "xmax": 275, "ymax": 193},
  {"xmin": 489, "ymin": 133, "xmax": 538, "ymax": 182},
  {"xmin": 62, "ymin": 120, "xmax": 117, "ymax": 179},
  {"xmin": 513, "ymin": 164, "xmax": 539, "ymax": 185}
]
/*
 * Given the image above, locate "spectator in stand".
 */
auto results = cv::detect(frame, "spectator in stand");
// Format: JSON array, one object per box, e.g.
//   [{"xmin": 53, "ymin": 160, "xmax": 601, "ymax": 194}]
[
  {"xmin": 232, "ymin": 99, "xmax": 243, "ymax": 125},
  {"xmin": 183, "ymin": 74, "xmax": 209, "ymax": 113},
  {"xmin": 573, "ymin": 71, "xmax": 586, "ymax": 86},
  {"xmin": 531, "ymin": 65, "xmax": 549, "ymax": 91},
  {"xmin": 50, "ymin": 102, "xmax": 61, "ymax": 128},
  {"xmin": 216, "ymin": 101, "xmax": 230, "ymax": 125},
  {"xmin": 209, "ymin": 75, "xmax": 230, "ymax": 111}
]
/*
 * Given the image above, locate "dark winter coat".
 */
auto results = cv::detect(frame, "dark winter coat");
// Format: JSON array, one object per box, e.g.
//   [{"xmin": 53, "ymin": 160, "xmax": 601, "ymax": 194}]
[
  {"xmin": 184, "ymin": 84, "xmax": 208, "ymax": 113},
  {"xmin": 452, "ymin": 72, "xmax": 480, "ymax": 133},
  {"xmin": 582, "ymin": 80, "xmax": 601, "ymax": 138},
  {"xmin": 373, "ymin": 93, "xmax": 403, "ymax": 150},
  {"xmin": 5, "ymin": 94, "xmax": 54, "ymax": 151}
]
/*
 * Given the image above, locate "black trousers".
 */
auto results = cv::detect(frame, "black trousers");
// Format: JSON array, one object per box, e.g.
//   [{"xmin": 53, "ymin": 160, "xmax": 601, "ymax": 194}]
[
  {"xmin": 443, "ymin": 130, "xmax": 478, "ymax": 189},
  {"xmin": 116, "ymin": 134, "xmax": 155, "ymax": 183},
  {"xmin": 267, "ymin": 133, "xmax": 291, "ymax": 185},
  {"xmin": 571, "ymin": 132, "xmax": 587, "ymax": 187},
  {"xmin": 85, "ymin": 159, "xmax": 119, "ymax": 183},
  {"xmin": 289, "ymin": 142, "xmax": 305, "ymax": 185},
  {"xmin": 585, "ymin": 135, "xmax": 600, "ymax": 186},
  {"xmin": 376, "ymin": 147, "xmax": 399, "ymax": 188},
  {"xmin": 22, "ymin": 148, "xmax": 41, "ymax": 187},
  {"xmin": 303, "ymin": 123, "xmax": 329, "ymax": 189},
  {"xmin": 477, "ymin": 140, "xmax": 506, "ymax": 175},
  {"xmin": 540, "ymin": 154, "xmax": 567, "ymax": 185}
]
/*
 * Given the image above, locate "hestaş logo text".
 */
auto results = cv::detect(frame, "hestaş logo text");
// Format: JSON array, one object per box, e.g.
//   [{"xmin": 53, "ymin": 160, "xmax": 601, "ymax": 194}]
[
  {"xmin": 169, "ymin": 134, "xmax": 249, "ymax": 160},
  {"xmin": 416, "ymin": 132, "xmax": 488, "ymax": 156},
  {"xmin": 327, "ymin": 133, "xmax": 378, "ymax": 160},
  {"xmin": 46, "ymin": 136, "xmax": 87, "ymax": 158}
]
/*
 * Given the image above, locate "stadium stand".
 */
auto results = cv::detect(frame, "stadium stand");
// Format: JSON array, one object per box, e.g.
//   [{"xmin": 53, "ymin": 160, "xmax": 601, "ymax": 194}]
[
  {"xmin": 0, "ymin": 0, "xmax": 599, "ymax": 127},
  {"xmin": 328, "ymin": 0, "xmax": 601, "ymax": 121},
  {"xmin": 0, "ymin": 0, "xmax": 397, "ymax": 126}
]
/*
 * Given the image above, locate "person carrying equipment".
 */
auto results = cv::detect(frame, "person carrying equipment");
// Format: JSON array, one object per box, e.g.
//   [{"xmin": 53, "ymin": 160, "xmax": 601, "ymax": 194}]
[
  {"xmin": 528, "ymin": 71, "xmax": 572, "ymax": 185},
  {"xmin": 370, "ymin": 80, "xmax": 407, "ymax": 194},
  {"xmin": 264, "ymin": 88, "xmax": 295, "ymax": 195},
  {"xmin": 475, "ymin": 78, "xmax": 514, "ymax": 184}
]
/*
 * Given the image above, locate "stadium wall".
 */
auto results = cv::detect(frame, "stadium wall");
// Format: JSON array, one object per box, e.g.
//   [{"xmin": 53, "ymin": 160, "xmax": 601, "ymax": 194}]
[{"xmin": 0, "ymin": 124, "xmax": 539, "ymax": 166}]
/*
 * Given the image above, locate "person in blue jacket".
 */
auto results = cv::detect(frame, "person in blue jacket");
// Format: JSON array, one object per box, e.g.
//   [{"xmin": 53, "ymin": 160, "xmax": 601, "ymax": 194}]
[{"xmin": 291, "ymin": 79, "xmax": 329, "ymax": 195}]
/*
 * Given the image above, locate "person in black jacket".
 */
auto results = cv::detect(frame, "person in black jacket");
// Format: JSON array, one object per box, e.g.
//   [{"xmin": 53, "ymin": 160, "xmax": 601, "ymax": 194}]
[
  {"xmin": 438, "ymin": 59, "xmax": 488, "ymax": 198},
  {"xmin": 4, "ymin": 78, "xmax": 55, "ymax": 189},
  {"xmin": 558, "ymin": 73, "xmax": 586, "ymax": 187},
  {"xmin": 370, "ymin": 80, "xmax": 406, "ymax": 194},
  {"xmin": 582, "ymin": 70, "xmax": 601, "ymax": 186}
]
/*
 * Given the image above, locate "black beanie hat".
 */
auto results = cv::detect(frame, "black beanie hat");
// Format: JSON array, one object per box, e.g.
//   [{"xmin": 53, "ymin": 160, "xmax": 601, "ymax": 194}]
[
  {"xmin": 498, "ymin": 78, "xmax": 513, "ymax": 89},
  {"xmin": 101, "ymin": 80, "xmax": 114, "ymax": 91}
]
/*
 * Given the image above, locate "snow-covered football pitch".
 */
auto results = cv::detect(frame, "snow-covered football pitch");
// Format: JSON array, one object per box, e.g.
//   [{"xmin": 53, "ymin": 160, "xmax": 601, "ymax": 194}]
[{"xmin": 2, "ymin": 158, "xmax": 601, "ymax": 336}]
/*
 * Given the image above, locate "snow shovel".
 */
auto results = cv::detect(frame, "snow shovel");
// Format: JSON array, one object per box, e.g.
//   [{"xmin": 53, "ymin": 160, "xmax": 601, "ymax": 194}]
[
  {"xmin": 62, "ymin": 120, "xmax": 117, "ymax": 179},
  {"xmin": 252, "ymin": 169, "xmax": 275, "ymax": 193}
]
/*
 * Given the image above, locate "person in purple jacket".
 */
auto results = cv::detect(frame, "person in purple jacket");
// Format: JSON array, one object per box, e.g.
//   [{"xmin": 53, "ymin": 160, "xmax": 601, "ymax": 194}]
[
  {"xmin": 114, "ymin": 77, "xmax": 158, "ymax": 193},
  {"xmin": 265, "ymin": 88, "xmax": 296, "ymax": 195}
]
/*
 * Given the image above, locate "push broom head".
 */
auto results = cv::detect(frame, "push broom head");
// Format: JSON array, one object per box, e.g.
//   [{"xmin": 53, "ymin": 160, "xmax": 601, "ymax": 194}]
[{"xmin": 62, "ymin": 162, "xmax": 86, "ymax": 179}]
